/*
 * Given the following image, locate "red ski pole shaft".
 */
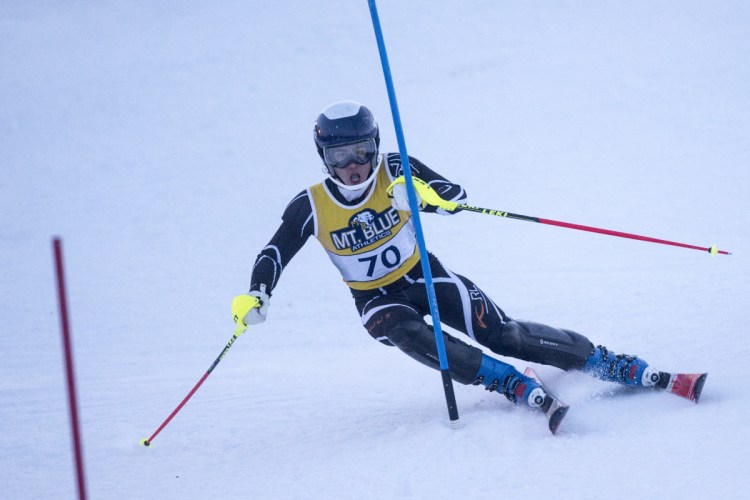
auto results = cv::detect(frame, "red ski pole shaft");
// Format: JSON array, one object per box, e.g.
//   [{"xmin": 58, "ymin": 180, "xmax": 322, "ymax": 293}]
[
  {"xmin": 457, "ymin": 204, "xmax": 731, "ymax": 256},
  {"xmin": 141, "ymin": 331, "xmax": 243, "ymax": 447}
]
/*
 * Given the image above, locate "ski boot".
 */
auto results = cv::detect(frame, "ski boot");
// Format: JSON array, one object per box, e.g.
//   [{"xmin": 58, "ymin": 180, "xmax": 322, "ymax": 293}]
[
  {"xmin": 473, "ymin": 354, "xmax": 569, "ymax": 434},
  {"xmin": 583, "ymin": 345, "xmax": 707, "ymax": 402},
  {"xmin": 583, "ymin": 345, "xmax": 660, "ymax": 387}
]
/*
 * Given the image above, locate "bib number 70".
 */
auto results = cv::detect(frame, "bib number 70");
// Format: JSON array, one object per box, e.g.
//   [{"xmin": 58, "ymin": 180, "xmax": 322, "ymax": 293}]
[{"xmin": 358, "ymin": 245, "xmax": 402, "ymax": 277}]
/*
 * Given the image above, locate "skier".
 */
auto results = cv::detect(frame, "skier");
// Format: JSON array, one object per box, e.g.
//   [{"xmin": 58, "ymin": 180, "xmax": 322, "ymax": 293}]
[{"xmin": 232, "ymin": 101, "xmax": 704, "ymax": 431}]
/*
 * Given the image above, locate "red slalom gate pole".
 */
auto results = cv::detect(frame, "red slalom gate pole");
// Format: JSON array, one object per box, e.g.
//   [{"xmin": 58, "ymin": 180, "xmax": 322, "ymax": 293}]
[{"xmin": 53, "ymin": 237, "xmax": 88, "ymax": 500}]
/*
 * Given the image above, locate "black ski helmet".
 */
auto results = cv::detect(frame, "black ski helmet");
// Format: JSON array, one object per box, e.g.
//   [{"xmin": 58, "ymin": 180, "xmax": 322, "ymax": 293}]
[{"xmin": 314, "ymin": 101, "xmax": 380, "ymax": 172}]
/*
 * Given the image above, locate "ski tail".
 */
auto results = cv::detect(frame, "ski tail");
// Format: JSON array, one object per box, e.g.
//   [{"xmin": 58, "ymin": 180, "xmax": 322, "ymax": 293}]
[
  {"xmin": 658, "ymin": 372, "xmax": 707, "ymax": 403},
  {"xmin": 524, "ymin": 367, "xmax": 569, "ymax": 435}
]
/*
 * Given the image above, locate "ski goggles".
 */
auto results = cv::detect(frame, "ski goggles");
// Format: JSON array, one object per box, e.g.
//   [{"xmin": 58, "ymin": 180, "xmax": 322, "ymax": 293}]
[{"xmin": 323, "ymin": 139, "xmax": 377, "ymax": 169}]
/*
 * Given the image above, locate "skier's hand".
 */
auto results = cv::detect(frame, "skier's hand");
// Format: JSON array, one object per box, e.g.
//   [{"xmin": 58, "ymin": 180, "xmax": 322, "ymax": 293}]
[
  {"xmin": 387, "ymin": 176, "xmax": 459, "ymax": 212},
  {"xmin": 388, "ymin": 181, "xmax": 423, "ymax": 211},
  {"xmin": 232, "ymin": 285, "xmax": 270, "ymax": 334}
]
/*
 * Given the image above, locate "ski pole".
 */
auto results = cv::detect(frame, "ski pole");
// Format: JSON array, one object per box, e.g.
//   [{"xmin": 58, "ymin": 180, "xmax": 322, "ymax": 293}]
[
  {"xmin": 141, "ymin": 297, "xmax": 258, "ymax": 447},
  {"xmin": 455, "ymin": 203, "xmax": 731, "ymax": 256},
  {"xmin": 387, "ymin": 176, "xmax": 731, "ymax": 256}
]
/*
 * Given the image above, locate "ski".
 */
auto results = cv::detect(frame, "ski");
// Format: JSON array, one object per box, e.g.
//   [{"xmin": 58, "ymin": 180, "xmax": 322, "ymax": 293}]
[
  {"xmin": 657, "ymin": 372, "xmax": 707, "ymax": 403},
  {"xmin": 524, "ymin": 367, "xmax": 569, "ymax": 435}
]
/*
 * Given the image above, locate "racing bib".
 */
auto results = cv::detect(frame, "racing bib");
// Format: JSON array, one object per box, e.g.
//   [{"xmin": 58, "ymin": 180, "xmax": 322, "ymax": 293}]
[{"xmin": 308, "ymin": 163, "xmax": 420, "ymax": 290}]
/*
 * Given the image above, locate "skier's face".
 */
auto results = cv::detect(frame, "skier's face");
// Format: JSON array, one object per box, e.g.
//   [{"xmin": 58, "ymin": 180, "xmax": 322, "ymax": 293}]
[{"xmin": 334, "ymin": 161, "xmax": 373, "ymax": 186}]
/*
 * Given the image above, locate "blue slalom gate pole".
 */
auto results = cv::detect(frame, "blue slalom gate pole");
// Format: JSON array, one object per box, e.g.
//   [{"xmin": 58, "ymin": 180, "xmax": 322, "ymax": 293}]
[{"xmin": 367, "ymin": 0, "xmax": 460, "ymax": 425}]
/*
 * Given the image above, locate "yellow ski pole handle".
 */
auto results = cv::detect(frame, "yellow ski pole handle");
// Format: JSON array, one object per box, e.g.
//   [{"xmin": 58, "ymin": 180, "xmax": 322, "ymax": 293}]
[
  {"xmin": 231, "ymin": 295, "xmax": 260, "ymax": 335},
  {"xmin": 387, "ymin": 176, "xmax": 459, "ymax": 211}
]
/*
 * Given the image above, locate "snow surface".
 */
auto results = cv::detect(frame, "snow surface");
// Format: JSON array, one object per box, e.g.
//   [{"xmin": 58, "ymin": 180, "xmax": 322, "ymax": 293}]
[{"xmin": 2, "ymin": 1, "xmax": 749, "ymax": 498}]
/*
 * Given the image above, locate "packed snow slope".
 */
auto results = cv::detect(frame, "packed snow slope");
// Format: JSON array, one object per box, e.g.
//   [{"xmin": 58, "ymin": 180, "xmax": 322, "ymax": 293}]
[{"xmin": 2, "ymin": 1, "xmax": 748, "ymax": 498}]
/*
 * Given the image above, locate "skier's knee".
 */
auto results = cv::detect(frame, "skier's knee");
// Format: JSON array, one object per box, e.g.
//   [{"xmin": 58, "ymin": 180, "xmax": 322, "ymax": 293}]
[
  {"xmin": 388, "ymin": 320, "xmax": 426, "ymax": 348},
  {"xmin": 388, "ymin": 320, "xmax": 482, "ymax": 385},
  {"xmin": 364, "ymin": 305, "xmax": 419, "ymax": 346}
]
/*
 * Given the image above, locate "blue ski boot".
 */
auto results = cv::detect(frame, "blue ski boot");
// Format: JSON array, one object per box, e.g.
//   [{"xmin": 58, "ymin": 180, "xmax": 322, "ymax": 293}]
[
  {"xmin": 473, "ymin": 354, "xmax": 547, "ymax": 408},
  {"xmin": 474, "ymin": 354, "xmax": 570, "ymax": 434},
  {"xmin": 583, "ymin": 345, "xmax": 661, "ymax": 387}
]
